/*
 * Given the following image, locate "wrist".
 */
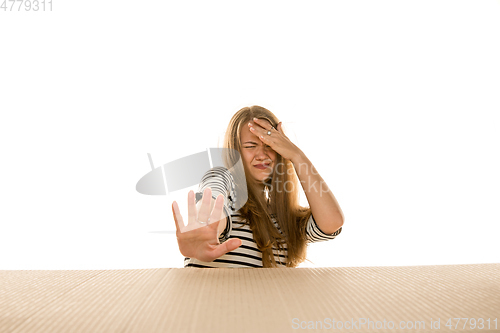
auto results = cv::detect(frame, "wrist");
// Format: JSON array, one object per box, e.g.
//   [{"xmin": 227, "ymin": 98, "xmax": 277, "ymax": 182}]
[{"xmin": 291, "ymin": 149, "xmax": 306, "ymax": 165}]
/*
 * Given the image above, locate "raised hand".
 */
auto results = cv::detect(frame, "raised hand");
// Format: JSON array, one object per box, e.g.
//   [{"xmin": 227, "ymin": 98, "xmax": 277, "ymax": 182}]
[
  {"xmin": 248, "ymin": 118, "xmax": 303, "ymax": 163},
  {"xmin": 171, "ymin": 187, "xmax": 242, "ymax": 262}
]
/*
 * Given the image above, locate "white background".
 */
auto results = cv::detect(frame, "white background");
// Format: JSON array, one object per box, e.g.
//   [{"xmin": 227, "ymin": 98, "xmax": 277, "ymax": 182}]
[{"xmin": 1, "ymin": 0, "xmax": 499, "ymax": 270}]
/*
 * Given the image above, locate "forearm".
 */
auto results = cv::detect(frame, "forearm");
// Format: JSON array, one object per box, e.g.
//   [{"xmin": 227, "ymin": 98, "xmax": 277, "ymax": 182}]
[{"xmin": 291, "ymin": 151, "xmax": 344, "ymax": 234}]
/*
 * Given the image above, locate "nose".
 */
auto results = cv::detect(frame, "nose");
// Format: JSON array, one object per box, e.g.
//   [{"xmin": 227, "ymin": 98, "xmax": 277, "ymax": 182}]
[{"xmin": 254, "ymin": 145, "xmax": 272, "ymax": 161}]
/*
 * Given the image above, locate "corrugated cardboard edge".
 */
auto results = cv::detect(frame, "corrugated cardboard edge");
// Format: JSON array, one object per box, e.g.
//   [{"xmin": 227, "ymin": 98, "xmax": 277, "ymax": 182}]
[{"xmin": 1, "ymin": 263, "xmax": 499, "ymax": 333}]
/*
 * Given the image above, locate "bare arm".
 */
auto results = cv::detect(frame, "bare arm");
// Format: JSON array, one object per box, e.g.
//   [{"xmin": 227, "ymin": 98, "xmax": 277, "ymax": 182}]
[
  {"xmin": 249, "ymin": 118, "xmax": 343, "ymax": 235},
  {"xmin": 292, "ymin": 151, "xmax": 344, "ymax": 235}
]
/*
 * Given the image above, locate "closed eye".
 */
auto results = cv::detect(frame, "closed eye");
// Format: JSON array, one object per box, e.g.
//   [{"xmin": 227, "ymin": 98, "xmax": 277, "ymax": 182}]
[{"xmin": 244, "ymin": 145, "xmax": 271, "ymax": 148}]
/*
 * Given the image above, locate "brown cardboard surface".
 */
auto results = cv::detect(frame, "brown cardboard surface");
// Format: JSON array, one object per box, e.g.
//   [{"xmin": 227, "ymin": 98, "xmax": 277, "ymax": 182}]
[{"xmin": 0, "ymin": 263, "xmax": 499, "ymax": 333}]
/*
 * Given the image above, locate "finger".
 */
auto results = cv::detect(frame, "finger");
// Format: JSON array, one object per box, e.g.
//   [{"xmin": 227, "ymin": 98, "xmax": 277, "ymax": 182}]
[
  {"xmin": 257, "ymin": 133, "xmax": 272, "ymax": 145},
  {"xmin": 212, "ymin": 238, "xmax": 243, "ymax": 258},
  {"xmin": 209, "ymin": 194, "xmax": 225, "ymax": 227},
  {"xmin": 248, "ymin": 121, "xmax": 267, "ymax": 137},
  {"xmin": 252, "ymin": 118, "xmax": 267, "ymax": 128},
  {"xmin": 252, "ymin": 117, "xmax": 275, "ymax": 132},
  {"xmin": 278, "ymin": 122, "xmax": 287, "ymax": 137},
  {"xmin": 172, "ymin": 201, "xmax": 184, "ymax": 233},
  {"xmin": 248, "ymin": 119, "xmax": 261, "ymax": 129},
  {"xmin": 197, "ymin": 187, "xmax": 212, "ymax": 223},
  {"xmin": 187, "ymin": 190, "xmax": 197, "ymax": 225},
  {"xmin": 249, "ymin": 125, "xmax": 262, "ymax": 137}
]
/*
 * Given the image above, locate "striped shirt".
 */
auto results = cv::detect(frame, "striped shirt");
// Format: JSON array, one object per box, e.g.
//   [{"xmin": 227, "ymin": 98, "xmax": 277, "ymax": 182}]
[{"xmin": 184, "ymin": 166, "xmax": 342, "ymax": 268}]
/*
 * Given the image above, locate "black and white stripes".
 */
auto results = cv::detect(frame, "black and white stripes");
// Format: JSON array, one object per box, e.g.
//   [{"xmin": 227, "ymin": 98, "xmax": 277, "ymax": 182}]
[
  {"xmin": 184, "ymin": 213, "xmax": 342, "ymax": 268},
  {"xmin": 185, "ymin": 166, "xmax": 342, "ymax": 268}
]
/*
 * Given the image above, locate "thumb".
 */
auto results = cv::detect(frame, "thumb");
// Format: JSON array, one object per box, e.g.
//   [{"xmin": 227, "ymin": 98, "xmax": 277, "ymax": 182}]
[
  {"xmin": 278, "ymin": 122, "xmax": 287, "ymax": 136},
  {"xmin": 213, "ymin": 238, "xmax": 242, "ymax": 258},
  {"xmin": 225, "ymin": 238, "xmax": 243, "ymax": 252}
]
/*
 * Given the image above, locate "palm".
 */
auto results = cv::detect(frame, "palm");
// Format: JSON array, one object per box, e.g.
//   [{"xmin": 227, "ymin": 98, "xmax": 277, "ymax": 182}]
[{"xmin": 171, "ymin": 188, "xmax": 242, "ymax": 262}]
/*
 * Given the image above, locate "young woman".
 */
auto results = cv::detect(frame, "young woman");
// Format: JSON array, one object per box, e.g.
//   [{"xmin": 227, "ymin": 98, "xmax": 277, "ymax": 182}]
[{"xmin": 171, "ymin": 105, "xmax": 344, "ymax": 268}]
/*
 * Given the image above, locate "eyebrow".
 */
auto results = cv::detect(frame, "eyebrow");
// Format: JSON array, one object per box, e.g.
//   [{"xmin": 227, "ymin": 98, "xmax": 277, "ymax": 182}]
[{"xmin": 243, "ymin": 141, "xmax": 259, "ymax": 145}]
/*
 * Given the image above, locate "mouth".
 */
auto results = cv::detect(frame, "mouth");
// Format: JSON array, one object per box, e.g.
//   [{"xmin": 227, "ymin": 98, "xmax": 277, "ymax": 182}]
[{"xmin": 253, "ymin": 163, "xmax": 271, "ymax": 170}]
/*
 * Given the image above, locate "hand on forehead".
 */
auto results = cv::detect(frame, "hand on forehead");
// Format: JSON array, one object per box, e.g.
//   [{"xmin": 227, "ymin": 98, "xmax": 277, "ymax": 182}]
[{"xmin": 250, "ymin": 118, "xmax": 272, "ymax": 128}]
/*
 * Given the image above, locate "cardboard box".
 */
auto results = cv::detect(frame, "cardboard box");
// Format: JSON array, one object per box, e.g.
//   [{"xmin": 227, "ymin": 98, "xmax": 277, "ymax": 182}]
[{"xmin": 1, "ymin": 263, "xmax": 499, "ymax": 332}]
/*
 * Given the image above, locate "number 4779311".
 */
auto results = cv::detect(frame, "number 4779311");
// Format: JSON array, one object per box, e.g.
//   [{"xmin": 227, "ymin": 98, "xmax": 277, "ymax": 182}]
[{"xmin": 1, "ymin": 0, "xmax": 52, "ymax": 11}]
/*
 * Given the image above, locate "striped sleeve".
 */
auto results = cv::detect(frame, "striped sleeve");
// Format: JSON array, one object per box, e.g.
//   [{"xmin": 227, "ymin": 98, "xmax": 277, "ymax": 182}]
[
  {"xmin": 305, "ymin": 214, "xmax": 342, "ymax": 243},
  {"xmin": 195, "ymin": 166, "xmax": 237, "ymax": 243}
]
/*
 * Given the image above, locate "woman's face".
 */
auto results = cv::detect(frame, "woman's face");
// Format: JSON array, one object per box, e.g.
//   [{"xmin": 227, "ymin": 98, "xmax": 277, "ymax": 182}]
[{"xmin": 239, "ymin": 119, "xmax": 277, "ymax": 183}]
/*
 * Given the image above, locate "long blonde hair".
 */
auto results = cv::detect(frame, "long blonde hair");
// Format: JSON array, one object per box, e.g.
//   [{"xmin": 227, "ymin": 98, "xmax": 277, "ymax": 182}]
[{"xmin": 222, "ymin": 105, "xmax": 312, "ymax": 267}]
